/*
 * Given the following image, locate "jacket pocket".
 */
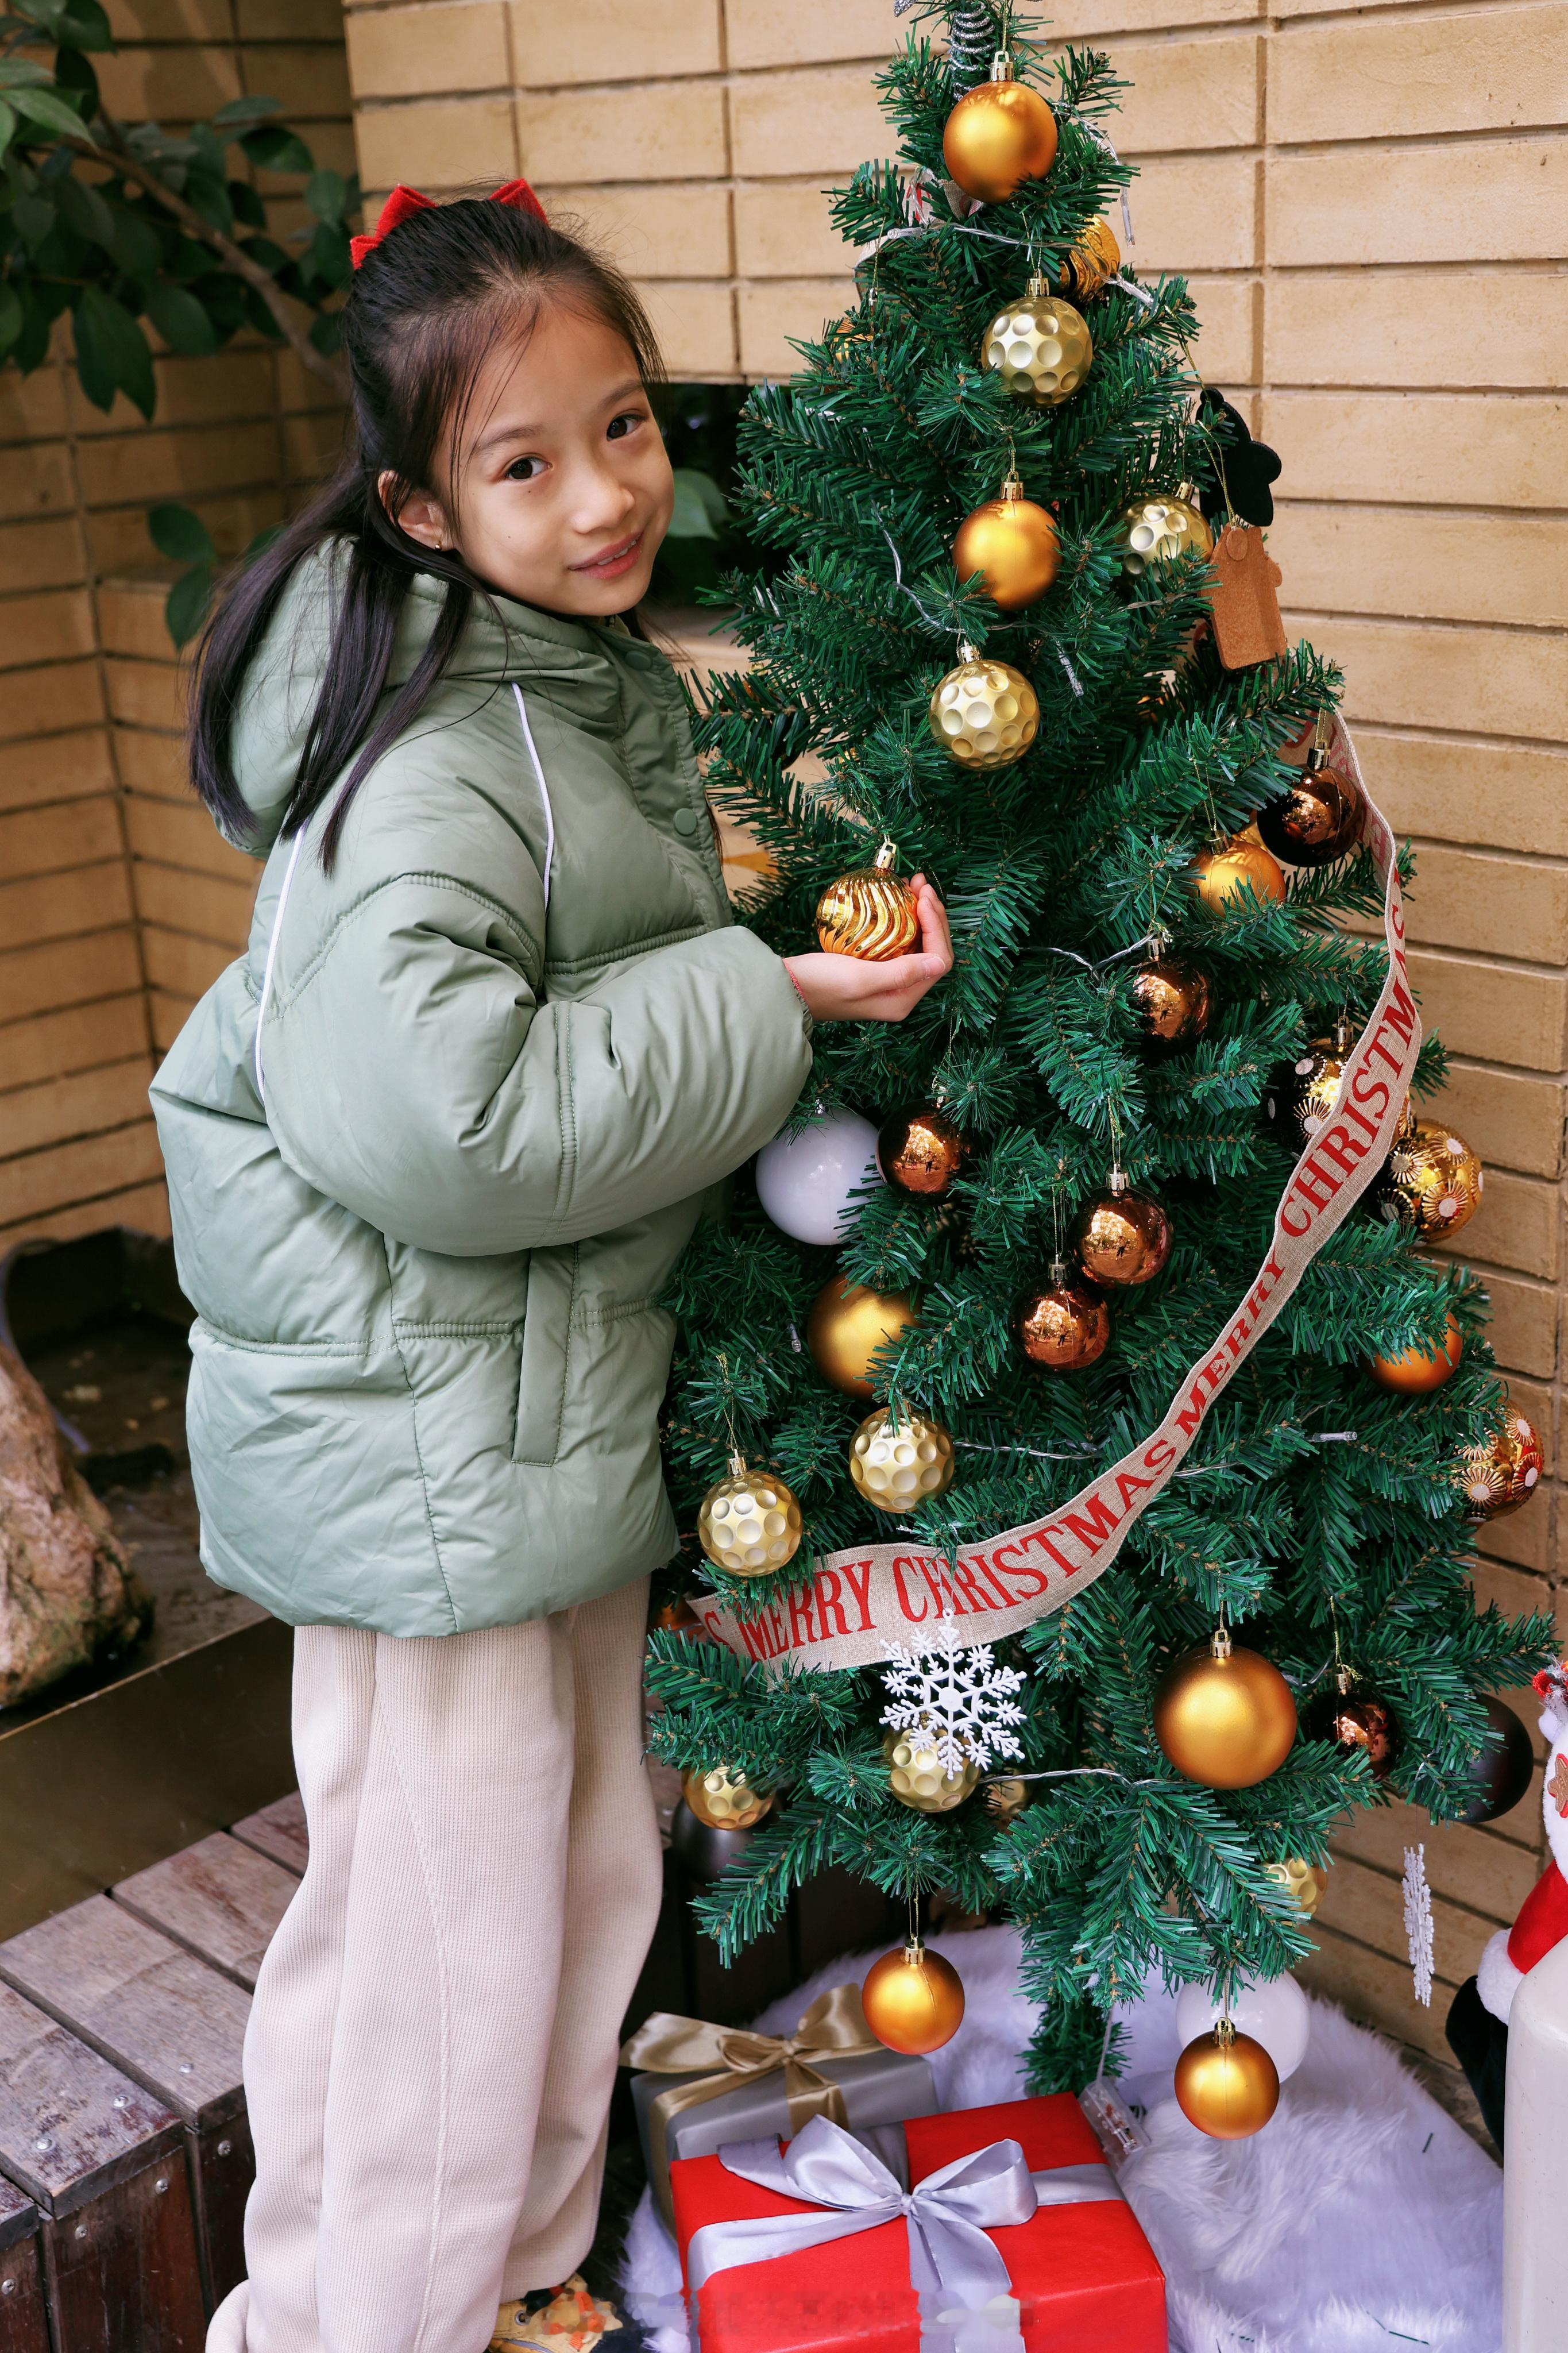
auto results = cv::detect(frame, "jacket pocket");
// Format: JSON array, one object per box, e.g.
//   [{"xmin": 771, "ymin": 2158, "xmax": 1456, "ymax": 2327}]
[{"xmin": 513, "ymin": 1244, "xmax": 578, "ymax": 1464}]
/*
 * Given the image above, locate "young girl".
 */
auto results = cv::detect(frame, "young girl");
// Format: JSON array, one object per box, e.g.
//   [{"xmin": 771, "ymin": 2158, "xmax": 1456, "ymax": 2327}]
[{"xmin": 152, "ymin": 182, "xmax": 951, "ymax": 2353}]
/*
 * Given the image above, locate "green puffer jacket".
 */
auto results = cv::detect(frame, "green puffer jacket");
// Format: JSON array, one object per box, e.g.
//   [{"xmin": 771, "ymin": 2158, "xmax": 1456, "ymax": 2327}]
[{"xmin": 151, "ymin": 553, "xmax": 813, "ymax": 1636}]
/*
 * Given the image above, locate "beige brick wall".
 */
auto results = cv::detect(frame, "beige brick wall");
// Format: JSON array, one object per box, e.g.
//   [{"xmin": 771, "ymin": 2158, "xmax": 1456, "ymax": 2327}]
[{"xmin": 0, "ymin": 0, "xmax": 351, "ymax": 1253}]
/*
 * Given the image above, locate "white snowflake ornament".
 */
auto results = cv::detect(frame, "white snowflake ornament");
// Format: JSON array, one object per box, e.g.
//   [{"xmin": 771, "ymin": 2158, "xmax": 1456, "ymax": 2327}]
[
  {"xmin": 880, "ymin": 1625, "xmax": 1026, "ymax": 1775},
  {"xmin": 1403, "ymin": 1843, "xmax": 1435, "ymax": 2007}
]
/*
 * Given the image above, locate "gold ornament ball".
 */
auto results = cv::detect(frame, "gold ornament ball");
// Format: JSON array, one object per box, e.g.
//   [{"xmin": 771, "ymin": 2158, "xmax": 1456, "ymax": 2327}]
[
  {"xmin": 1192, "ymin": 837, "xmax": 1287, "ymax": 914},
  {"xmin": 1073, "ymin": 1179, "xmax": 1173, "ymax": 1289},
  {"xmin": 882, "ymin": 1725, "xmax": 978, "ymax": 1814},
  {"xmin": 984, "ymin": 1776, "xmax": 1032, "ymax": 1825},
  {"xmin": 1265, "ymin": 1856, "xmax": 1330, "ymax": 1917},
  {"xmin": 1132, "ymin": 955, "xmax": 1211, "ymax": 1052},
  {"xmin": 851, "ymin": 1406, "xmax": 956, "ymax": 1515},
  {"xmin": 1273, "ymin": 1025, "xmax": 1353, "ymax": 1146},
  {"xmin": 681, "ymin": 1764, "xmax": 774, "ymax": 1833},
  {"xmin": 1384, "ymin": 1121, "xmax": 1484, "ymax": 1244},
  {"xmin": 1255, "ymin": 755, "xmax": 1364, "ymax": 870},
  {"xmin": 928, "ymin": 649, "xmax": 1040, "ymax": 770},
  {"xmin": 942, "ymin": 71, "xmax": 1057, "ymax": 205},
  {"xmin": 982, "ymin": 276, "xmax": 1092, "ymax": 407},
  {"xmin": 1118, "ymin": 493, "xmax": 1213, "ymax": 580},
  {"xmin": 1064, "ymin": 215, "xmax": 1119, "ymax": 300},
  {"xmin": 953, "ymin": 476, "xmax": 1060, "ymax": 612},
  {"xmin": 697, "ymin": 1454, "xmax": 804, "ymax": 1576},
  {"xmin": 816, "ymin": 839, "xmax": 920, "ymax": 961},
  {"xmin": 1367, "ymin": 1315, "xmax": 1463, "ymax": 1397},
  {"xmin": 1154, "ymin": 1631, "xmax": 1298, "ymax": 1789},
  {"xmin": 1017, "ymin": 1268, "xmax": 1111, "ymax": 1372},
  {"xmin": 807, "ymin": 1275, "xmax": 920, "ymax": 1402},
  {"xmin": 1458, "ymin": 1410, "xmax": 1544, "ymax": 1521},
  {"xmin": 878, "ymin": 1106, "xmax": 965, "ymax": 1198},
  {"xmin": 862, "ymin": 1938, "xmax": 966, "ymax": 2055},
  {"xmin": 1175, "ymin": 2026, "xmax": 1280, "ymax": 2140}
]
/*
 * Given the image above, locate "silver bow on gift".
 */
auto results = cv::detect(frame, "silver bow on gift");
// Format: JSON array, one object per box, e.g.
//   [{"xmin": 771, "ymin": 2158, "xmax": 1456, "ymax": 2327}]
[{"xmin": 683, "ymin": 2112, "xmax": 1122, "ymax": 2353}]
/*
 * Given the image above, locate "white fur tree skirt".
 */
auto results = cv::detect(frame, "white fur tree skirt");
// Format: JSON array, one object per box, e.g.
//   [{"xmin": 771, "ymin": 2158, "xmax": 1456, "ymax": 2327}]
[{"xmin": 620, "ymin": 1924, "xmax": 1502, "ymax": 2353}]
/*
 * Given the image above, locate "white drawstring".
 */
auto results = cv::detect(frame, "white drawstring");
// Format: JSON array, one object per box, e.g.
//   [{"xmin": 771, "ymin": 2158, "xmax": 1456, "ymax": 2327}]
[
  {"xmin": 512, "ymin": 682, "xmax": 554, "ymax": 909},
  {"xmin": 253, "ymin": 829, "xmax": 305, "ymax": 1105}
]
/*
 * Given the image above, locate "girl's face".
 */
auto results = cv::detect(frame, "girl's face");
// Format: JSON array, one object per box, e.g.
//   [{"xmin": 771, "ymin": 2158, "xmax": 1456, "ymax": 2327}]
[{"xmin": 392, "ymin": 300, "xmax": 674, "ymax": 616}]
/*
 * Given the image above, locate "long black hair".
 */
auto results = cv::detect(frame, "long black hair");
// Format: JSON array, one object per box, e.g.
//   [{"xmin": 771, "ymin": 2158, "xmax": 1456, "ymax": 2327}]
[{"xmin": 188, "ymin": 192, "xmax": 663, "ymax": 866}]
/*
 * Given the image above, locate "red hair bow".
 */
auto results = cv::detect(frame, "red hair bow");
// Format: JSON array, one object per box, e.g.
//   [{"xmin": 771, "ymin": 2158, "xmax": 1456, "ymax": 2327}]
[{"xmin": 349, "ymin": 178, "xmax": 547, "ymax": 269}]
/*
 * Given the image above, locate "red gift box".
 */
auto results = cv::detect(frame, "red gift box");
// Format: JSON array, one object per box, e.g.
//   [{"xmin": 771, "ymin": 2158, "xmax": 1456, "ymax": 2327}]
[{"xmin": 669, "ymin": 2093, "xmax": 1167, "ymax": 2353}]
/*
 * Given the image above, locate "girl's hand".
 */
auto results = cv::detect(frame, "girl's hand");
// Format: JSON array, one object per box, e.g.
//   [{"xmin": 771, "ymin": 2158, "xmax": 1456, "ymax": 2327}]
[{"xmin": 783, "ymin": 877, "xmax": 953, "ymax": 1023}]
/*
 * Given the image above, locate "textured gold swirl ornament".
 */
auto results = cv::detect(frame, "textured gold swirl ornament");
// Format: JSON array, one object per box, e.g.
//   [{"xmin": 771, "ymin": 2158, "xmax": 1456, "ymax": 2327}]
[
  {"xmin": 981, "ymin": 275, "xmax": 1092, "ymax": 407},
  {"xmin": 1117, "ymin": 488, "xmax": 1213, "ymax": 580},
  {"xmin": 814, "ymin": 839, "xmax": 920, "ymax": 959},
  {"xmin": 1063, "ymin": 215, "xmax": 1119, "ymax": 300},
  {"xmin": 697, "ymin": 1452, "xmax": 804, "ymax": 1576},
  {"xmin": 928, "ymin": 642, "xmax": 1040, "ymax": 770},
  {"xmin": 1458, "ymin": 1409, "xmax": 1544, "ymax": 1521},
  {"xmin": 850, "ymin": 1406, "xmax": 956, "ymax": 1514}
]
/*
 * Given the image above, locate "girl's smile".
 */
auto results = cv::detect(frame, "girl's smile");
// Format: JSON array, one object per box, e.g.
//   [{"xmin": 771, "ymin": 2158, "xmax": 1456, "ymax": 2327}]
[{"xmin": 571, "ymin": 529, "xmax": 644, "ymax": 579}]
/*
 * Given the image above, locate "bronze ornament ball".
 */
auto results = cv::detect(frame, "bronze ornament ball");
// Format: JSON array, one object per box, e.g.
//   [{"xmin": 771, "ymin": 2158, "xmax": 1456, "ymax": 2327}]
[
  {"xmin": 1458, "ymin": 1409, "xmax": 1544, "ymax": 1520},
  {"xmin": 882, "ymin": 1725, "xmax": 978, "ymax": 1814},
  {"xmin": 1366, "ymin": 1315, "xmax": 1462, "ymax": 1396},
  {"xmin": 815, "ymin": 839, "xmax": 920, "ymax": 961},
  {"xmin": 981, "ymin": 276, "xmax": 1092, "ymax": 407},
  {"xmin": 1303, "ymin": 1685, "xmax": 1400, "ymax": 1781},
  {"xmin": 1254, "ymin": 753, "xmax": 1364, "ymax": 869},
  {"xmin": 1154, "ymin": 1630, "xmax": 1299, "ymax": 1789},
  {"xmin": 942, "ymin": 68, "xmax": 1057, "ymax": 206},
  {"xmin": 1117, "ymin": 492, "xmax": 1212, "ymax": 580},
  {"xmin": 928, "ymin": 647, "xmax": 1040, "ymax": 769},
  {"xmin": 1017, "ymin": 1266, "xmax": 1111, "ymax": 1372},
  {"xmin": 1063, "ymin": 214, "xmax": 1119, "ymax": 300},
  {"xmin": 1175, "ymin": 2024, "xmax": 1280, "ymax": 2139},
  {"xmin": 878, "ymin": 1106, "xmax": 965, "ymax": 1198},
  {"xmin": 806, "ymin": 1275, "xmax": 920, "ymax": 1402},
  {"xmin": 862, "ymin": 1938, "xmax": 965, "ymax": 2054},
  {"xmin": 850, "ymin": 1406, "xmax": 957, "ymax": 1514},
  {"xmin": 681, "ymin": 1764, "xmax": 774, "ymax": 1832},
  {"xmin": 1192, "ymin": 836, "xmax": 1287, "ymax": 914},
  {"xmin": 1073, "ymin": 1176, "xmax": 1172, "ymax": 1289},
  {"xmin": 1384, "ymin": 1121, "xmax": 1485, "ymax": 1244},
  {"xmin": 983, "ymin": 1776, "xmax": 1032, "ymax": 1825},
  {"xmin": 952, "ymin": 473, "xmax": 1060, "ymax": 612},
  {"xmin": 1131, "ymin": 955, "xmax": 1211, "ymax": 1053},
  {"xmin": 1458, "ymin": 1695, "xmax": 1534, "ymax": 1824}
]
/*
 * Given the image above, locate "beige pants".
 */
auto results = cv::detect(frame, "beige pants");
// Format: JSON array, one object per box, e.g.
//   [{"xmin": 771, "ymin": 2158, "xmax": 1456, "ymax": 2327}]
[{"xmin": 207, "ymin": 1576, "xmax": 662, "ymax": 2353}]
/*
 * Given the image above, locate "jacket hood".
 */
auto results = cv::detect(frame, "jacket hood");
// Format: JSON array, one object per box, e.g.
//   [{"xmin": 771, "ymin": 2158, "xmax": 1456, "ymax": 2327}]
[{"xmin": 226, "ymin": 541, "xmax": 636, "ymax": 858}]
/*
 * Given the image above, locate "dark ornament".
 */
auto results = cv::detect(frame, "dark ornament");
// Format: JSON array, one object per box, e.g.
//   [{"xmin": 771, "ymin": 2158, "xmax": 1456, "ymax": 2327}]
[
  {"xmin": 669, "ymin": 1798, "xmax": 758, "ymax": 1883},
  {"xmin": 1304, "ymin": 1683, "xmax": 1400, "ymax": 1781},
  {"xmin": 1017, "ymin": 1263, "xmax": 1111, "ymax": 1371},
  {"xmin": 1255, "ymin": 749, "xmax": 1365, "ymax": 869},
  {"xmin": 1457, "ymin": 1695, "xmax": 1534, "ymax": 1825},
  {"xmin": 1194, "ymin": 388, "xmax": 1283, "ymax": 528},
  {"xmin": 878, "ymin": 1106, "xmax": 965, "ymax": 1197},
  {"xmin": 1131, "ymin": 953, "xmax": 1211, "ymax": 1051}
]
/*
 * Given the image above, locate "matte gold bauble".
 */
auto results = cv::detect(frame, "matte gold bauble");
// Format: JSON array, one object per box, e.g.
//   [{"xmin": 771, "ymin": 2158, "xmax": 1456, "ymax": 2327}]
[
  {"xmin": 982, "ymin": 274, "xmax": 1092, "ymax": 407},
  {"xmin": 1063, "ymin": 214, "xmax": 1119, "ymax": 300},
  {"xmin": 1264, "ymin": 1856, "xmax": 1329, "ymax": 1917},
  {"xmin": 882, "ymin": 1726, "xmax": 978, "ymax": 1813},
  {"xmin": 1302, "ymin": 1682, "xmax": 1400, "ymax": 1780},
  {"xmin": 1192, "ymin": 837, "xmax": 1287, "ymax": 913},
  {"xmin": 1255, "ymin": 749, "xmax": 1365, "ymax": 869},
  {"xmin": 851, "ymin": 1406, "xmax": 956, "ymax": 1514},
  {"xmin": 1017, "ymin": 1263, "xmax": 1111, "ymax": 1371},
  {"xmin": 807, "ymin": 1276, "xmax": 920, "ymax": 1402},
  {"xmin": 681, "ymin": 1764, "xmax": 774, "ymax": 1832},
  {"xmin": 1131, "ymin": 954, "xmax": 1211, "ymax": 1052},
  {"xmin": 1367, "ymin": 1315, "xmax": 1462, "ymax": 1395},
  {"xmin": 1175, "ymin": 2023, "xmax": 1280, "ymax": 2139},
  {"xmin": 942, "ymin": 58, "xmax": 1057, "ymax": 205},
  {"xmin": 1384, "ymin": 1121, "xmax": 1484, "ymax": 1243},
  {"xmin": 953, "ymin": 472, "xmax": 1060, "ymax": 611},
  {"xmin": 1458, "ymin": 1409, "xmax": 1544, "ymax": 1520},
  {"xmin": 1154, "ymin": 1629, "xmax": 1298, "ymax": 1789},
  {"xmin": 878, "ymin": 1106, "xmax": 965, "ymax": 1197},
  {"xmin": 862, "ymin": 1938, "xmax": 966, "ymax": 2054},
  {"xmin": 816, "ymin": 838, "xmax": 920, "ymax": 961},
  {"xmin": 697, "ymin": 1452, "xmax": 804, "ymax": 1576},
  {"xmin": 1118, "ymin": 491, "xmax": 1212, "ymax": 580},
  {"xmin": 928, "ymin": 645, "xmax": 1040, "ymax": 769},
  {"xmin": 1073, "ymin": 1175, "xmax": 1172, "ymax": 1289}
]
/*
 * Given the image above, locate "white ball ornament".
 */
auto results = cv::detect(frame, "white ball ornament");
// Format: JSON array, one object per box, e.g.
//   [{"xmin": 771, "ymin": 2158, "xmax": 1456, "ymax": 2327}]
[
  {"xmin": 756, "ymin": 1106, "xmax": 883, "ymax": 1245},
  {"xmin": 1174, "ymin": 1972, "xmax": 1311, "ymax": 2085}
]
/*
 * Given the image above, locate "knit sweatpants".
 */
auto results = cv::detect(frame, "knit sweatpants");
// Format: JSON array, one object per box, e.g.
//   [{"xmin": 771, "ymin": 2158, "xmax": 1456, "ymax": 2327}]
[{"xmin": 207, "ymin": 1575, "xmax": 662, "ymax": 2353}]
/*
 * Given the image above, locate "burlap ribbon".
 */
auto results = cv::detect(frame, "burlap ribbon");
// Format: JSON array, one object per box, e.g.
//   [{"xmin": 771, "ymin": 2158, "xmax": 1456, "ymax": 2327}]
[{"xmin": 621, "ymin": 1982, "xmax": 881, "ymax": 2224}]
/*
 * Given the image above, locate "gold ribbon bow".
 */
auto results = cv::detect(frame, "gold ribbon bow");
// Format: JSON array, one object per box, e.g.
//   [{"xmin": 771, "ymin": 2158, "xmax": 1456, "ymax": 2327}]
[{"xmin": 620, "ymin": 1983, "xmax": 882, "ymax": 2224}]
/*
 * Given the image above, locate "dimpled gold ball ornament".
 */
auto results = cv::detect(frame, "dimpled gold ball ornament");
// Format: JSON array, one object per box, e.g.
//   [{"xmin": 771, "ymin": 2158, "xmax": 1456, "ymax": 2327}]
[
  {"xmin": 1017, "ymin": 1265, "xmax": 1111, "ymax": 1372},
  {"xmin": 1265, "ymin": 1856, "xmax": 1330, "ymax": 1916},
  {"xmin": 942, "ymin": 55, "xmax": 1057, "ymax": 205},
  {"xmin": 851, "ymin": 1406, "xmax": 956, "ymax": 1515},
  {"xmin": 862, "ymin": 1938, "xmax": 966, "ymax": 2055},
  {"xmin": 1367, "ymin": 1314, "xmax": 1463, "ymax": 1396},
  {"xmin": 1458, "ymin": 1409, "xmax": 1544, "ymax": 1521},
  {"xmin": 807, "ymin": 1275, "xmax": 920, "ymax": 1402},
  {"xmin": 1073, "ymin": 1172, "xmax": 1173, "ymax": 1288},
  {"xmin": 1155, "ymin": 1627, "xmax": 1298, "ymax": 1789},
  {"xmin": 953, "ymin": 472, "xmax": 1060, "ymax": 612},
  {"xmin": 983, "ymin": 275, "xmax": 1092, "ymax": 407},
  {"xmin": 1192, "ymin": 836, "xmax": 1287, "ymax": 914},
  {"xmin": 882, "ymin": 1725, "xmax": 978, "ymax": 1814},
  {"xmin": 1064, "ymin": 214, "xmax": 1119, "ymax": 300},
  {"xmin": 698, "ymin": 1452, "xmax": 804, "ymax": 1576},
  {"xmin": 816, "ymin": 838, "xmax": 920, "ymax": 961},
  {"xmin": 1118, "ymin": 491, "xmax": 1212, "ymax": 581},
  {"xmin": 681, "ymin": 1764, "xmax": 774, "ymax": 1832},
  {"xmin": 928, "ymin": 645, "xmax": 1040, "ymax": 769},
  {"xmin": 1131, "ymin": 954, "xmax": 1211, "ymax": 1053},
  {"xmin": 878, "ymin": 1106, "xmax": 965, "ymax": 1198},
  {"xmin": 1175, "ymin": 2021, "xmax": 1280, "ymax": 2140},
  {"xmin": 1384, "ymin": 1121, "xmax": 1484, "ymax": 1243}
]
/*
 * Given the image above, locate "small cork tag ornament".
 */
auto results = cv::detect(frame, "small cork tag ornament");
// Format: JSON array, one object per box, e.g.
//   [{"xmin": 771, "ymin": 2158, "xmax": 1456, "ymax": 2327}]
[{"xmin": 1207, "ymin": 522, "xmax": 1287, "ymax": 670}]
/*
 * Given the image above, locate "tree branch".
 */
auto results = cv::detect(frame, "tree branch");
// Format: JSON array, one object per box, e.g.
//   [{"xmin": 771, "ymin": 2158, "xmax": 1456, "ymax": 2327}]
[{"xmin": 63, "ymin": 128, "xmax": 348, "ymax": 398}]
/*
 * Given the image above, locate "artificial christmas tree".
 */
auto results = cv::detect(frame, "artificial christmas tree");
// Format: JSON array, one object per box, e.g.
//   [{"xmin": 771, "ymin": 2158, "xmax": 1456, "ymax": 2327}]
[{"xmin": 646, "ymin": 0, "xmax": 1550, "ymax": 2111}]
